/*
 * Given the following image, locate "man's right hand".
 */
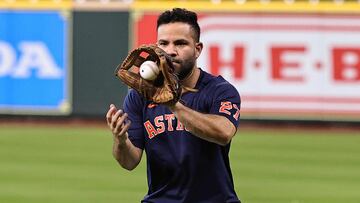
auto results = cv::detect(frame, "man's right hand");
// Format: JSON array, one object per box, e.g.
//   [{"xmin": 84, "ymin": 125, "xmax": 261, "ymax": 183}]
[{"xmin": 106, "ymin": 104, "xmax": 131, "ymax": 145}]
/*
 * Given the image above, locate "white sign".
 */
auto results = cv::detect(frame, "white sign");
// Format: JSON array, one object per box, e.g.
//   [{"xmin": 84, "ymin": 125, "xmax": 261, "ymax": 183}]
[
  {"xmin": 198, "ymin": 14, "xmax": 360, "ymax": 120},
  {"xmin": 0, "ymin": 41, "xmax": 62, "ymax": 79}
]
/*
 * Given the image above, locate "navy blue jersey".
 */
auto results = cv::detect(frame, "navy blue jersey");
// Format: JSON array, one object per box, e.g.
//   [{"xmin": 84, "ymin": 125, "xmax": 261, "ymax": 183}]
[{"xmin": 123, "ymin": 69, "xmax": 241, "ymax": 203}]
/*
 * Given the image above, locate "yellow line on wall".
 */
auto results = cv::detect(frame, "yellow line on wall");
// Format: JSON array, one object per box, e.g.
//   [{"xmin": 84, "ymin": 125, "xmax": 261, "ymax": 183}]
[
  {"xmin": 0, "ymin": 1, "xmax": 72, "ymax": 10},
  {"xmin": 0, "ymin": 0, "xmax": 359, "ymax": 13},
  {"xmin": 131, "ymin": 1, "xmax": 360, "ymax": 14}
]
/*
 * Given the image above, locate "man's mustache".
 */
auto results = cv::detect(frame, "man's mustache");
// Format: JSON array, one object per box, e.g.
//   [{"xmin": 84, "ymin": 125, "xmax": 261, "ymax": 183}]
[{"xmin": 171, "ymin": 58, "xmax": 181, "ymax": 64}]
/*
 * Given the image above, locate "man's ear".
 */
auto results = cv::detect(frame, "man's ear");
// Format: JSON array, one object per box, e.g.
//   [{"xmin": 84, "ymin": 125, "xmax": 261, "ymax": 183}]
[{"xmin": 195, "ymin": 42, "xmax": 203, "ymax": 59}]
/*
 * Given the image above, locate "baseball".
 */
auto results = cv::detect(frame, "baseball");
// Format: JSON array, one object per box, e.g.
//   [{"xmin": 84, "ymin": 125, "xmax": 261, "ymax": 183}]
[{"xmin": 139, "ymin": 61, "xmax": 159, "ymax": 81}]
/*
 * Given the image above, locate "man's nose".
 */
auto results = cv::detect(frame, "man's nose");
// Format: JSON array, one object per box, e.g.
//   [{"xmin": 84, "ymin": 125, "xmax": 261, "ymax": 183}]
[{"xmin": 164, "ymin": 45, "xmax": 177, "ymax": 57}]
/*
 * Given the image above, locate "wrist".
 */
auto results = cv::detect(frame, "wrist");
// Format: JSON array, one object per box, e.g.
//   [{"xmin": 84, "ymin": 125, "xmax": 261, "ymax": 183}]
[
  {"xmin": 114, "ymin": 134, "xmax": 128, "ymax": 147},
  {"xmin": 167, "ymin": 100, "xmax": 183, "ymax": 112}
]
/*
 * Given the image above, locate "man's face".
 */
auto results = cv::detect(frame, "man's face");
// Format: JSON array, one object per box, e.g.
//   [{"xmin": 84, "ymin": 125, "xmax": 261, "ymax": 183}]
[{"xmin": 157, "ymin": 22, "xmax": 202, "ymax": 80}]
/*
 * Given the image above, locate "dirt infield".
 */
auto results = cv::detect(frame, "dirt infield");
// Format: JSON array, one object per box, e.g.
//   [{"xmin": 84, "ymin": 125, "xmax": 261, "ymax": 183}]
[
  {"xmin": 0, "ymin": 116, "xmax": 359, "ymax": 135},
  {"xmin": 241, "ymin": 120, "xmax": 360, "ymax": 135},
  {"xmin": 0, "ymin": 116, "xmax": 107, "ymax": 128}
]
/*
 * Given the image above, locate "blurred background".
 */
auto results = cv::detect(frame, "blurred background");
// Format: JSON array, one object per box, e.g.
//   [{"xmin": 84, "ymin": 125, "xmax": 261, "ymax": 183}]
[{"xmin": 0, "ymin": 0, "xmax": 359, "ymax": 203}]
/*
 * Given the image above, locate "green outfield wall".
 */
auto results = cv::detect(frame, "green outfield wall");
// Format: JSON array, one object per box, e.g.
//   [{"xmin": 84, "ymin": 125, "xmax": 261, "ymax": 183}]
[{"xmin": 72, "ymin": 11, "xmax": 129, "ymax": 116}]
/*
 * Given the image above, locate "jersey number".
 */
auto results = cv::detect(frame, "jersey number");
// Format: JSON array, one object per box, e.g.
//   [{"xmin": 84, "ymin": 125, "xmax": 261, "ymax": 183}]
[{"xmin": 219, "ymin": 101, "xmax": 240, "ymax": 121}]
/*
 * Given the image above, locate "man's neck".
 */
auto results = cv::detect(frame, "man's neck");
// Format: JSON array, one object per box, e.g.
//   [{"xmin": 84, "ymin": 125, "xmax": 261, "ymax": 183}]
[{"xmin": 180, "ymin": 67, "xmax": 200, "ymax": 89}]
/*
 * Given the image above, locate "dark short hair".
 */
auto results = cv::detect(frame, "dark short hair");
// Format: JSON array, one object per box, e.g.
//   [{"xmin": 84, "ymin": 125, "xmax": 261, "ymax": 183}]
[{"xmin": 157, "ymin": 8, "xmax": 201, "ymax": 42}]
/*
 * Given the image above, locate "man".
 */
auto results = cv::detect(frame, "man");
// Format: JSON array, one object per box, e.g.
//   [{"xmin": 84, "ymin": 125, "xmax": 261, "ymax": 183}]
[{"xmin": 106, "ymin": 8, "xmax": 241, "ymax": 203}]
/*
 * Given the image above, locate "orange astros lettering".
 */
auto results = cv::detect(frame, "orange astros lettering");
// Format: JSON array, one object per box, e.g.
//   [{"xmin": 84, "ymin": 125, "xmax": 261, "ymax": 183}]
[
  {"xmin": 144, "ymin": 120, "xmax": 157, "ymax": 139},
  {"xmin": 143, "ymin": 113, "xmax": 189, "ymax": 139}
]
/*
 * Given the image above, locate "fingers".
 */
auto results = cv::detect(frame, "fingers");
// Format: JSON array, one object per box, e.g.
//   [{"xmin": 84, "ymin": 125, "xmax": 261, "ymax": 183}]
[
  {"xmin": 111, "ymin": 109, "xmax": 125, "ymax": 129},
  {"xmin": 106, "ymin": 104, "xmax": 117, "ymax": 125},
  {"xmin": 114, "ymin": 112, "xmax": 128, "ymax": 133},
  {"xmin": 118, "ymin": 120, "xmax": 131, "ymax": 138},
  {"xmin": 106, "ymin": 104, "xmax": 131, "ymax": 139},
  {"xmin": 113, "ymin": 113, "xmax": 130, "ymax": 143}
]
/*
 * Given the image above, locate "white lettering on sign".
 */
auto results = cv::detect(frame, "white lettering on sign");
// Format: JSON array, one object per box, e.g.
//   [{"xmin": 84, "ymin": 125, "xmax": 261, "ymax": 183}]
[
  {"xmin": 0, "ymin": 41, "xmax": 16, "ymax": 76},
  {"xmin": 0, "ymin": 41, "xmax": 62, "ymax": 79},
  {"xmin": 198, "ymin": 14, "xmax": 360, "ymax": 118}
]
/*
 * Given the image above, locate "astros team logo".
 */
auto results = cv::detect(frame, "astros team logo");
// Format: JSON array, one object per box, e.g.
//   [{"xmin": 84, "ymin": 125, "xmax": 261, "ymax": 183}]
[{"xmin": 143, "ymin": 101, "xmax": 240, "ymax": 139}]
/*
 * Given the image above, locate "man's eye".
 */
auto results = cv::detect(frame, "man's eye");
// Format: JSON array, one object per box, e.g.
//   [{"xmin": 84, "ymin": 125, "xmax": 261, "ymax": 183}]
[{"xmin": 174, "ymin": 44, "xmax": 183, "ymax": 47}]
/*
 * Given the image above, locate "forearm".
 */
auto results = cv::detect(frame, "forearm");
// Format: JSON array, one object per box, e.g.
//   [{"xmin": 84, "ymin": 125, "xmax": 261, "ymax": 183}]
[
  {"xmin": 169, "ymin": 102, "xmax": 236, "ymax": 146},
  {"xmin": 112, "ymin": 134, "xmax": 142, "ymax": 171}
]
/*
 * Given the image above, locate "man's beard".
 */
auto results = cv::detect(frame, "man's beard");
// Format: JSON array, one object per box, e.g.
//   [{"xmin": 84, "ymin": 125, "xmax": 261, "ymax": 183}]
[{"xmin": 176, "ymin": 59, "xmax": 195, "ymax": 80}]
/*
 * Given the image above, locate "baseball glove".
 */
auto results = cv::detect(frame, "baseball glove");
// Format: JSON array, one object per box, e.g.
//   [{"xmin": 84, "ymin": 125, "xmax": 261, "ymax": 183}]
[{"xmin": 115, "ymin": 44, "xmax": 182, "ymax": 105}]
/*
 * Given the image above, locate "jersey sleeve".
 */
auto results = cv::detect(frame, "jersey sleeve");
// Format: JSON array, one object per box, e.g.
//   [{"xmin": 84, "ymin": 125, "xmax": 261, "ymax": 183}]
[
  {"xmin": 209, "ymin": 79, "xmax": 241, "ymax": 129},
  {"xmin": 123, "ymin": 89, "xmax": 145, "ymax": 149}
]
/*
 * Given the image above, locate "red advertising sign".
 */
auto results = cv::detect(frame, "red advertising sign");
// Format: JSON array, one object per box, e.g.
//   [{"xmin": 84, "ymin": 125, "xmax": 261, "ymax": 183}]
[{"xmin": 134, "ymin": 13, "xmax": 360, "ymax": 121}]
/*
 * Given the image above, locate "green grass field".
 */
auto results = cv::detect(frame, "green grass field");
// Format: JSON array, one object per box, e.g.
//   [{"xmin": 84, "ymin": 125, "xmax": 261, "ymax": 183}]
[{"xmin": 0, "ymin": 124, "xmax": 359, "ymax": 203}]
